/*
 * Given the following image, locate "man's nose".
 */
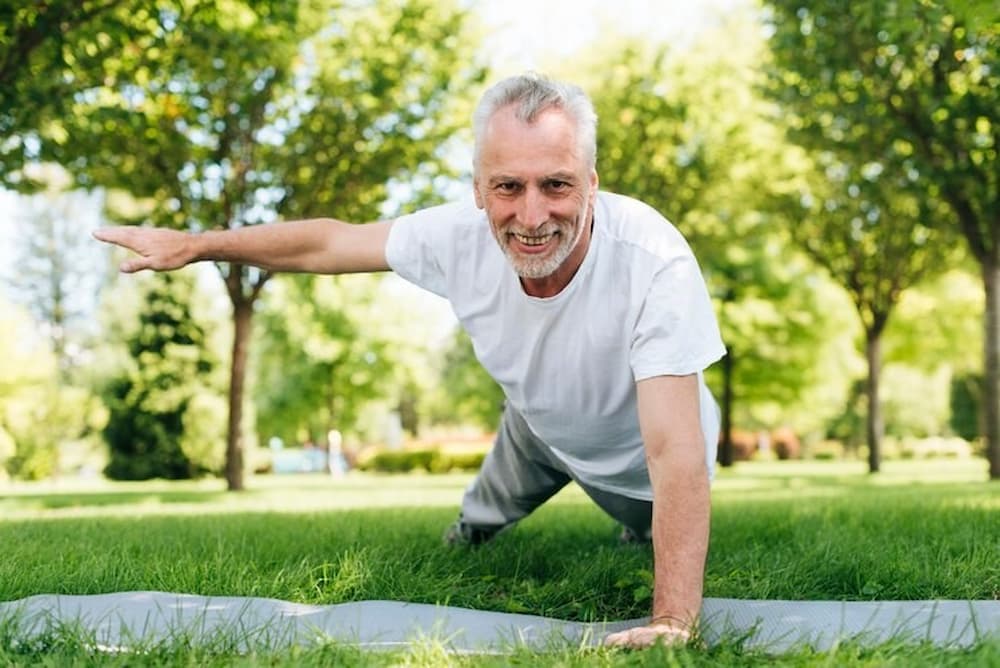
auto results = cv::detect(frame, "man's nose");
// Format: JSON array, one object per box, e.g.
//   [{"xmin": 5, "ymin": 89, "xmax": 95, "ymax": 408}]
[{"xmin": 517, "ymin": 187, "xmax": 548, "ymax": 230}]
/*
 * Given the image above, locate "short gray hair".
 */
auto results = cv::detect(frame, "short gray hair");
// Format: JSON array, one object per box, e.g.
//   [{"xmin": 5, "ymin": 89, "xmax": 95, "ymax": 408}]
[{"xmin": 472, "ymin": 73, "xmax": 598, "ymax": 171}]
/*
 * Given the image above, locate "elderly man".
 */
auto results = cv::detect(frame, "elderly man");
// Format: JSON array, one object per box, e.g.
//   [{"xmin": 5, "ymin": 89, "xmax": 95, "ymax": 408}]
[{"xmin": 95, "ymin": 73, "xmax": 726, "ymax": 648}]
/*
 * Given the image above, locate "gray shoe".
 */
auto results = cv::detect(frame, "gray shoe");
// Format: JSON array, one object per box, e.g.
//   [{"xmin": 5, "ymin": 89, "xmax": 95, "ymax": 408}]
[{"xmin": 443, "ymin": 520, "xmax": 500, "ymax": 546}]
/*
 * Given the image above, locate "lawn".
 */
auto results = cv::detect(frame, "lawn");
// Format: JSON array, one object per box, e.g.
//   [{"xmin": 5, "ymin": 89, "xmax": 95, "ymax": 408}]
[{"xmin": 0, "ymin": 458, "xmax": 997, "ymax": 666}]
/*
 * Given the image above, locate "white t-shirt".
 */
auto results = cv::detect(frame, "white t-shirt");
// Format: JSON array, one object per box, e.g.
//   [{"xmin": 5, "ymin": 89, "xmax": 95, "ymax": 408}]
[{"xmin": 385, "ymin": 191, "xmax": 726, "ymax": 500}]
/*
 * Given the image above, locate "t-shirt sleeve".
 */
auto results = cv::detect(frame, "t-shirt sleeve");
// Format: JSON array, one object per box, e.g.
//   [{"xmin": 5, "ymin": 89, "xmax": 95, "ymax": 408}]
[
  {"xmin": 384, "ymin": 201, "xmax": 465, "ymax": 299},
  {"xmin": 630, "ymin": 253, "xmax": 726, "ymax": 381}
]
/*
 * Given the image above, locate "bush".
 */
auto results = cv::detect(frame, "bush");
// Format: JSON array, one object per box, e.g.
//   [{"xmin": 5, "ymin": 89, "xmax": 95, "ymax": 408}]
[
  {"xmin": 725, "ymin": 430, "xmax": 758, "ymax": 461},
  {"xmin": 443, "ymin": 451, "xmax": 487, "ymax": 472},
  {"xmin": 808, "ymin": 440, "xmax": 845, "ymax": 460},
  {"xmin": 358, "ymin": 448, "xmax": 485, "ymax": 474},
  {"xmin": 898, "ymin": 436, "xmax": 973, "ymax": 459},
  {"xmin": 180, "ymin": 392, "xmax": 228, "ymax": 474},
  {"xmin": 4, "ymin": 438, "xmax": 57, "ymax": 480},
  {"xmin": 0, "ymin": 425, "xmax": 14, "ymax": 467},
  {"xmin": 2, "ymin": 384, "xmax": 97, "ymax": 481},
  {"xmin": 771, "ymin": 427, "xmax": 801, "ymax": 460},
  {"xmin": 950, "ymin": 373, "xmax": 981, "ymax": 441}
]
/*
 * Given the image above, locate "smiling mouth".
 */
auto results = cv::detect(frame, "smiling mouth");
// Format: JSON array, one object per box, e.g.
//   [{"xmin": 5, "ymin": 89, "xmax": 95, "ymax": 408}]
[{"xmin": 511, "ymin": 231, "xmax": 557, "ymax": 247}]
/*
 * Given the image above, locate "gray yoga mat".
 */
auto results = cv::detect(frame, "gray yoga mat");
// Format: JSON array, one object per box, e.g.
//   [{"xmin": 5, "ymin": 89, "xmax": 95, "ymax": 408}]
[{"xmin": 1, "ymin": 592, "xmax": 997, "ymax": 653}]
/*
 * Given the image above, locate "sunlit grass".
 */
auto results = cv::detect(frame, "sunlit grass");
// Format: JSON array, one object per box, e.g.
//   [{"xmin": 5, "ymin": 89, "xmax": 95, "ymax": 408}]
[
  {"xmin": 0, "ymin": 471, "xmax": 475, "ymax": 519},
  {"xmin": 0, "ymin": 458, "xmax": 997, "ymax": 666}
]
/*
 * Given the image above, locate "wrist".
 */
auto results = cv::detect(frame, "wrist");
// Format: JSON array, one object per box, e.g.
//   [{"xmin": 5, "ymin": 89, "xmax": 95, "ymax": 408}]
[{"xmin": 190, "ymin": 229, "xmax": 213, "ymax": 263}]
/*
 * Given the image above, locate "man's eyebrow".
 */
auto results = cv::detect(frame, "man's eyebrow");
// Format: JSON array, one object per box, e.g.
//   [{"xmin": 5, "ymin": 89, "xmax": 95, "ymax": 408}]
[
  {"xmin": 542, "ymin": 172, "xmax": 578, "ymax": 182},
  {"xmin": 487, "ymin": 175, "xmax": 523, "ymax": 186}
]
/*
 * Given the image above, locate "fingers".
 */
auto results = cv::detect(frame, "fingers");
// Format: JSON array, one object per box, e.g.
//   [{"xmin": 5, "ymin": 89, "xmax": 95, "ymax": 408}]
[
  {"xmin": 92, "ymin": 226, "xmax": 190, "ymax": 273},
  {"xmin": 94, "ymin": 228, "xmax": 150, "ymax": 273},
  {"xmin": 93, "ymin": 227, "xmax": 135, "ymax": 248},
  {"xmin": 603, "ymin": 623, "xmax": 691, "ymax": 649},
  {"xmin": 119, "ymin": 257, "xmax": 152, "ymax": 274}
]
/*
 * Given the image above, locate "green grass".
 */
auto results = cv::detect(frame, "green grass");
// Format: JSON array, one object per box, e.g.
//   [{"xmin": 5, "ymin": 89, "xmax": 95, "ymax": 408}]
[{"xmin": 0, "ymin": 458, "xmax": 997, "ymax": 666}]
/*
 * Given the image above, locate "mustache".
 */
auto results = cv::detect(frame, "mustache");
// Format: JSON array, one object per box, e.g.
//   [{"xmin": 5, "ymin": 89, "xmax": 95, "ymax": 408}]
[{"xmin": 502, "ymin": 219, "xmax": 574, "ymax": 236}]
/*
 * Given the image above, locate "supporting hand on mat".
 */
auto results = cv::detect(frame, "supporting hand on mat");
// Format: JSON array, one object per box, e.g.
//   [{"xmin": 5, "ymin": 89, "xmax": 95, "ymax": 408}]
[{"xmin": 603, "ymin": 619, "xmax": 692, "ymax": 649}]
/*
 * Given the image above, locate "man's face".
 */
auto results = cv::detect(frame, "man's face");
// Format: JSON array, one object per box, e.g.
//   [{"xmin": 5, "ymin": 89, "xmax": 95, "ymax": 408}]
[{"xmin": 474, "ymin": 105, "xmax": 598, "ymax": 295}]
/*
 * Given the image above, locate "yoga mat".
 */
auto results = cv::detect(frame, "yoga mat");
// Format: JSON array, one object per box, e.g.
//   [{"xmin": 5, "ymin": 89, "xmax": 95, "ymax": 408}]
[{"xmin": 1, "ymin": 592, "xmax": 997, "ymax": 653}]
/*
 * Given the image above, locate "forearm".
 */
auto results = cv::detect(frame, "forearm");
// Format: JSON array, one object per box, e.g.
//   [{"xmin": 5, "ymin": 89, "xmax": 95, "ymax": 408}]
[
  {"xmin": 603, "ymin": 374, "xmax": 710, "ymax": 648},
  {"xmin": 649, "ymin": 452, "xmax": 710, "ymax": 628},
  {"xmin": 95, "ymin": 217, "xmax": 394, "ymax": 275},
  {"xmin": 194, "ymin": 219, "xmax": 391, "ymax": 274}
]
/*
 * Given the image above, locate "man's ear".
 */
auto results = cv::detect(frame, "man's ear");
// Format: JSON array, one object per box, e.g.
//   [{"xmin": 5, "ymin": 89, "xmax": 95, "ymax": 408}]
[{"xmin": 473, "ymin": 178, "xmax": 485, "ymax": 209}]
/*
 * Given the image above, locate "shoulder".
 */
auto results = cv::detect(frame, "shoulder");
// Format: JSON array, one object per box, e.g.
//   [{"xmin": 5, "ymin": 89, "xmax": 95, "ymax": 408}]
[
  {"xmin": 596, "ymin": 191, "xmax": 693, "ymax": 262},
  {"xmin": 387, "ymin": 197, "xmax": 488, "ymax": 260},
  {"xmin": 385, "ymin": 196, "xmax": 497, "ymax": 293},
  {"xmin": 392, "ymin": 197, "xmax": 485, "ymax": 234}
]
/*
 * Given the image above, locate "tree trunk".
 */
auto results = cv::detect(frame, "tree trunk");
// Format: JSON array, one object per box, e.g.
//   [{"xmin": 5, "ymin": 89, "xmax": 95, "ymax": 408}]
[
  {"xmin": 983, "ymin": 259, "xmax": 1000, "ymax": 480},
  {"xmin": 225, "ymin": 298, "xmax": 253, "ymax": 491},
  {"xmin": 865, "ymin": 331, "xmax": 883, "ymax": 474},
  {"xmin": 718, "ymin": 348, "xmax": 734, "ymax": 467}
]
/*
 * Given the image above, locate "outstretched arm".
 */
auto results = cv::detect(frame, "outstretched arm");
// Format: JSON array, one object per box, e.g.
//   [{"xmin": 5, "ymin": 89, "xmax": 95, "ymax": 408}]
[
  {"xmin": 93, "ymin": 218, "xmax": 394, "ymax": 275},
  {"xmin": 604, "ymin": 373, "xmax": 710, "ymax": 648}
]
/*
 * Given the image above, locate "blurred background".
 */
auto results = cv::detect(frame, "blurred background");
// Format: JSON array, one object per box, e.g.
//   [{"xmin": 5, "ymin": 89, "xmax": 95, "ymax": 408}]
[{"xmin": 0, "ymin": 0, "xmax": 996, "ymax": 488}]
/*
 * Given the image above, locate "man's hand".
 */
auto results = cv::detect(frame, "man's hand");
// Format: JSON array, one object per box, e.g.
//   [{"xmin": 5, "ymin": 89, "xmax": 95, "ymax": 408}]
[
  {"xmin": 603, "ymin": 619, "xmax": 692, "ymax": 649},
  {"xmin": 93, "ymin": 227, "xmax": 195, "ymax": 273}
]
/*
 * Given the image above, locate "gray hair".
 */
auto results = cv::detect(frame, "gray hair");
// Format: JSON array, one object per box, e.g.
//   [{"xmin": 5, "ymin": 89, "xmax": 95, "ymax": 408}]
[{"xmin": 472, "ymin": 73, "xmax": 598, "ymax": 171}]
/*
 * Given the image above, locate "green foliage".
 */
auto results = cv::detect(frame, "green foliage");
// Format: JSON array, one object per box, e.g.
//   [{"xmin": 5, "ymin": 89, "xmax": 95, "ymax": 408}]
[
  {"xmin": 883, "ymin": 269, "xmax": 983, "ymax": 374},
  {"xmin": 357, "ymin": 448, "xmax": 485, "ymax": 473},
  {"xmin": 25, "ymin": 0, "xmax": 486, "ymax": 488},
  {"xmin": 882, "ymin": 365, "xmax": 952, "ymax": 438},
  {"xmin": 0, "ymin": 1, "xmax": 133, "ymax": 184},
  {"xmin": 254, "ymin": 274, "xmax": 394, "ymax": 446},
  {"xmin": 764, "ymin": 1, "xmax": 998, "ymax": 263},
  {"xmin": 0, "ymin": 295, "xmax": 102, "ymax": 480},
  {"xmin": 5, "ymin": 175, "xmax": 110, "ymax": 373},
  {"xmin": 579, "ymin": 25, "xmax": 853, "ymax": 436},
  {"xmin": 433, "ymin": 328, "xmax": 505, "ymax": 431},
  {"xmin": 950, "ymin": 373, "xmax": 982, "ymax": 442},
  {"xmin": 763, "ymin": 0, "xmax": 1000, "ymax": 476},
  {"xmin": 880, "ymin": 269, "xmax": 983, "ymax": 438},
  {"xmin": 180, "ymin": 391, "xmax": 229, "ymax": 473},
  {"xmin": 43, "ymin": 0, "xmax": 486, "ymax": 230},
  {"xmin": 101, "ymin": 272, "xmax": 219, "ymax": 479}
]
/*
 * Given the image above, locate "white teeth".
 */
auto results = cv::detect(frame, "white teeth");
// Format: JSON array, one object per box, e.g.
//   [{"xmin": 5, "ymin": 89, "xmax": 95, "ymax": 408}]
[{"xmin": 513, "ymin": 232, "xmax": 553, "ymax": 246}]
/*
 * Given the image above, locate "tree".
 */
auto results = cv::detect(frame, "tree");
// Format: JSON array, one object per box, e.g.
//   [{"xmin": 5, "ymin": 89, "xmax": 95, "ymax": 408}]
[
  {"xmin": 49, "ymin": 0, "xmax": 484, "ymax": 489},
  {"xmin": 253, "ymin": 274, "xmax": 392, "ymax": 448},
  {"xmin": 0, "ymin": 1, "xmax": 163, "ymax": 185},
  {"xmin": 768, "ymin": 147, "xmax": 954, "ymax": 471},
  {"xmin": 0, "ymin": 291, "xmax": 108, "ymax": 480},
  {"xmin": 5, "ymin": 170, "xmax": 108, "ymax": 374},
  {"xmin": 434, "ymin": 328, "xmax": 505, "ymax": 431},
  {"xmin": 763, "ymin": 0, "xmax": 999, "ymax": 477},
  {"xmin": 582, "ymin": 24, "xmax": 847, "ymax": 465},
  {"xmin": 884, "ymin": 268, "xmax": 983, "ymax": 439},
  {"xmin": 101, "ymin": 271, "xmax": 217, "ymax": 480}
]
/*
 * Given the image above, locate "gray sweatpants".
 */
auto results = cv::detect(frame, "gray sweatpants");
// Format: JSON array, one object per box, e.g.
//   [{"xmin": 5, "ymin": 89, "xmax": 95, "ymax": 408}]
[{"xmin": 460, "ymin": 405, "xmax": 653, "ymax": 536}]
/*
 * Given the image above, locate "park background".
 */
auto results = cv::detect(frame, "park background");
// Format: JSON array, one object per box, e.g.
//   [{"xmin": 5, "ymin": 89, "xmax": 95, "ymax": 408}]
[
  {"xmin": 1, "ymin": 2, "xmax": 999, "ymax": 665},
  {"xmin": 0, "ymin": 0, "xmax": 996, "ymax": 488}
]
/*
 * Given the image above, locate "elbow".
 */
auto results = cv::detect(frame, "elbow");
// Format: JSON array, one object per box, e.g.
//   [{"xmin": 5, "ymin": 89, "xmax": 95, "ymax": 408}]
[{"xmin": 646, "ymin": 438, "xmax": 708, "ymax": 480}]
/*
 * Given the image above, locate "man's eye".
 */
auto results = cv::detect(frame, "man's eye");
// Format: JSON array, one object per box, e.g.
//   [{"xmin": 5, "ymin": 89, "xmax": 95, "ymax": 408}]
[
  {"xmin": 546, "ymin": 180, "xmax": 570, "ymax": 191},
  {"xmin": 497, "ymin": 182, "xmax": 520, "ymax": 193}
]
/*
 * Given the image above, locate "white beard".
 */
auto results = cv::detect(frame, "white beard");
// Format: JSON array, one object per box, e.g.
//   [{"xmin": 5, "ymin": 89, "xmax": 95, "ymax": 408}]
[{"xmin": 493, "ymin": 212, "xmax": 586, "ymax": 279}]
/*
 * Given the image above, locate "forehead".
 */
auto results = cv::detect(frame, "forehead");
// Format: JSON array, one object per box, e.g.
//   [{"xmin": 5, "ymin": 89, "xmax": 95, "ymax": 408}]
[{"xmin": 477, "ymin": 105, "xmax": 585, "ymax": 177}]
